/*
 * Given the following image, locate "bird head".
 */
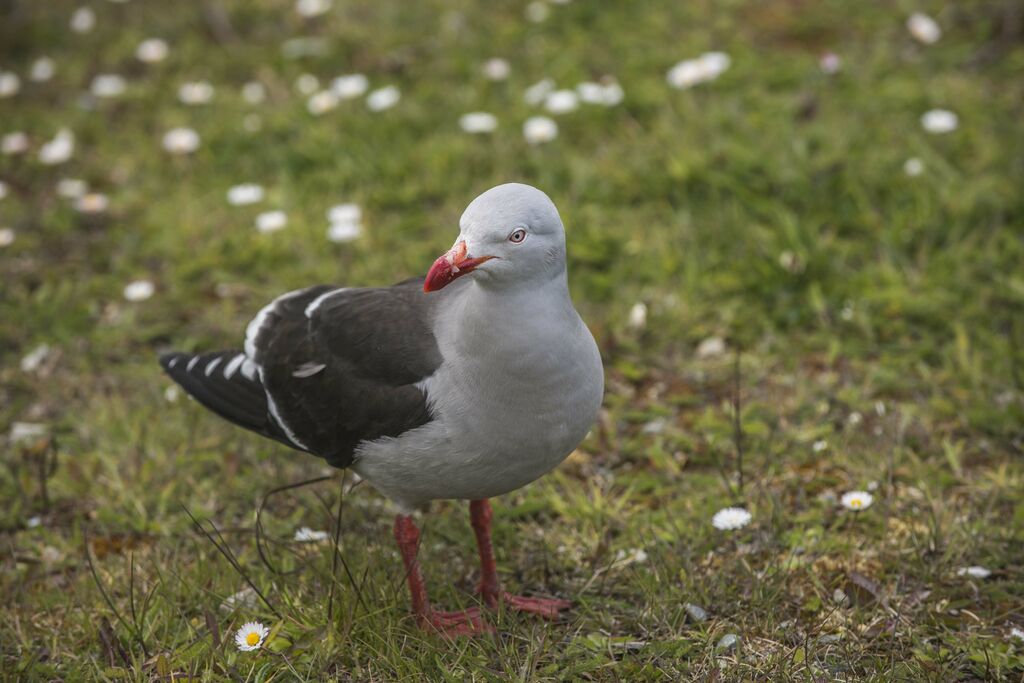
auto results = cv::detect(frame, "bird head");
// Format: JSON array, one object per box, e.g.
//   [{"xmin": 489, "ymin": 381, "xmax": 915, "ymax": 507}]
[{"xmin": 423, "ymin": 183, "xmax": 567, "ymax": 293}]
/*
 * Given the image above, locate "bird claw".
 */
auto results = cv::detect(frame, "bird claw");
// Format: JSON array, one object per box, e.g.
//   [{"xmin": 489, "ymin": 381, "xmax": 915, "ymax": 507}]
[
  {"xmin": 419, "ymin": 594, "xmax": 571, "ymax": 636},
  {"xmin": 499, "ymin": 592, "xmax": 572, "ymax": 620},
  {"xmin": 423, "ymin": 607, "xmax": 495, "ymax": 637}
]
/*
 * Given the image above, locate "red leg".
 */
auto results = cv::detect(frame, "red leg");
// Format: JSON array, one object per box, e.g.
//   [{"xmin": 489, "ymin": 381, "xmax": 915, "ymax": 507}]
[
  {"xmin": 469, "ymin": 500, "xmax": 571, "ymax": 620},
  {"xmin": 470, "ymin": 499, "xmax": 501, "ymax": 607},
  {"xmin": 393, "ymin": 514, "xmax": 491, "ymax": 636}
]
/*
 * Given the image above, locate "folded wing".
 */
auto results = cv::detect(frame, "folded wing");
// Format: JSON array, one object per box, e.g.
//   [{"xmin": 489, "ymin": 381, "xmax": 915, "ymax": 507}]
[{"xmin": 161, "ymin": 278, "xmax": 442, "ymax": 468}]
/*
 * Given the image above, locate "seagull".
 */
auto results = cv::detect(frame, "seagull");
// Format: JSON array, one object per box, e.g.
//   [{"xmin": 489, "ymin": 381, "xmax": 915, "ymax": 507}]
[{"xmin": 160, "ymin": 183, "xmax": 604, "ymax": 635}]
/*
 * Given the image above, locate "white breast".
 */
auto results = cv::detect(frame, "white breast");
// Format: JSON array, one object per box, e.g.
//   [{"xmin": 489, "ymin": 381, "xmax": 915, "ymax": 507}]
[{"xmin": 352, "ymin": 277, "xmax": 603, "ymax": 511}]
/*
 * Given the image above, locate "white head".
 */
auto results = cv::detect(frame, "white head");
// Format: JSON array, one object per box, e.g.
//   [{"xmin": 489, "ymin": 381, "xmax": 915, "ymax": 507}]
[{"xmin": 423, "ymin": 183, "xmax": 567, "ymax": 292}]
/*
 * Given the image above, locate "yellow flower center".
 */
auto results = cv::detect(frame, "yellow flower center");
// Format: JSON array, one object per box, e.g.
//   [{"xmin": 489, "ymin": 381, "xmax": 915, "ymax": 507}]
[
  {"xmin": 850, "ymin": 499, "xmax": 862, "ymax": 508},
  {"xmin": 246, "ymin": 632, "xmax": 260, "ymax": 646}
]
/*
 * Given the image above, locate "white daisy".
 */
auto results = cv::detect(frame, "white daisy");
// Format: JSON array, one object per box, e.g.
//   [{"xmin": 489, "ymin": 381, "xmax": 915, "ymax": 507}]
[
  {"xmin": 326, "ymin": 204, "xmax": 362, "ymax": 242},
  {"xmin": 366, "ymin": 85, "xmax": 400, "ymax": 112},
  {"xmin": 20, "ymin": 344, "xmax": 51, "ymax": 373},
  {"xmin": 307, "ymin": 90, "xmax": 338, "ymax": 115},
  {"xmin": 2, "ymin": 131, "xmax": 30, "ymax": 155},
  {"xmin": 711, "ymin": 507, "xmax": 752, "ymax": 531},
  {"xmin": 75, "ymin": 192, "xmax": 109, "ymax": 214},
  {"xmin": 327, "ymin": 221, "xmax": 362, "ymax": 243},
  {"xmin": 577, "ymin": 82, "xmax": 604, "ymax": 104},
  {"xmin": 613, "ymin": 547, "xmax": 649, "ymax": 566},
  {"xmin": 904, "ymin": 157, "xmax": 924, "ymax": 177},
  {"xmin": 255, "ymin": 210, "xmax": 288, "ymax": 233},
  {"xmin": 576, "ymin": 80, "xmax": 623, "ymax": 106},
  {"xmin": 0, "ymin": 72, "xmax": 20, "ymax": 99},
  {"xmin": 70, "ymin": 6, "xmax": 96, "ymax": 34},
  {"xmin": 667, "ymin": 59, "xmax": 707, "ymax": 90},
  {"xmin": 123, "ymin": 279, "xmax": 155, "ymax": 302},
  {"xmin": 598, "ymin": 81, "xmax": 624, "ymax": 106},
  {"xmin": 178, "ymin": 81, "xmax": 214, "ymax": 105},
  {"xmin": 136, "ymin": 38, "xmax": 169, "ymax": 64},
  {"xmin": 1010, "ymin": 627, "xmax": 1024, "ymax": 641},
  {"xmin": 907, "ymin": 12, "xmax": 941, "ymax": 45},
  {"xmin": 295, "ymin": 73, "xmax": 320, "ymax": 95},
  {"xmin": 525, "ymin": 1, "xmax": 549, "ymax": 22},
  {"xmin": 812, "ymin": 439, "xmax": 828, "ymax": 453},
  {"xmin": 331, "ymin": 73, "xmax": 368, "ymax": 99},
  {"xmin": 57, "ymin": 178, "xmax": 89, "ymax": 199},
  {"xmin": 227, "ymin": 183, "xmax": 265, "ymax": 206},
  {"xmin": 696, "ymin": 336, "xmax": 726, "ymax": 359},
  {"xmin": 957, "ymin": 566, "xmax": 991, "ymax": 579},
  {"xmin": 820, "ymin": 52, "xmax": 841, "ymax": 74},
  {"xmin": 164, "ymin": 385, "xmax": 180, "ymax": 402},
  {"xmin": 840, "ymin": 490, "xmax": 873, "ymax": 511},
  {"xmin": 90, "ymin": 74, "xmax": 127, "ymax": 98},
  {"xmin": 30, "ymin": 57, "xmax": 56, "ymax": 82},
  {"xmin": 482, "ymin": 58, "xmax": 510, "ymax": 81},
  {"xmin": 524, "ymin": 78, "xmax": 555, "ymax": 106},
  {"xmin": 459, "ymin": 112, "xmax": 498, "ymax": 134},
  {"xmin": 523, "ymin": 116, "xmax": 558, "ymax": 144},
  {"xmin": 921, "ymin": 109, "xmax": 957, "ymax": 134},
  {"xmin": 234, "ymin": 621, "xmax": 269, "ymax": 652},
  {"xmin": 627, "ymin": 302, "xmax": 647, "ymax": 330},
  {"xmin": 10, "ymin": 422, "xmax": 48, "ymax": 443},
  {"xmin": 328, "ymin": 203, "xmax": 361, "ymax": 224},
  {"xmin": 294, "ymin": 527, "xmax": 330, "ymax": 542},
  {"xmin": 700, "ymin": 52, "xmax": 732, "ymax": 78},
  {"xmin": 241, "ymin": 81, "xmax": 266, "ymax": 104},
  {"xmin": 296, "ymin": 0, "xmax": 332, "ymax": 18},
  {"xmin": 0, "ymin": 228, "xmax": 14, "ymax": 247},
  {"xmin": 545, "ymin": 89, "xmax": 579, "ymax": 115},
  {"xmin": 667, "ymin": 51, "xmax": 731, "ymax": 89},
  {"xmin": 162, "ymin": 127, "xmax": 200, "ymax": 154},
  {"xmin": 39, "ymin": 128, "xmax": 75, "ymax": 165}
]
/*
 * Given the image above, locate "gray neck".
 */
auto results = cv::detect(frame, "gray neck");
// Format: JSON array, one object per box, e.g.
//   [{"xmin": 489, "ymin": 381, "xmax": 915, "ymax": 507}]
[{"xmin": 435, "ymin": 271, "xmax": 578, "ymax": 363}]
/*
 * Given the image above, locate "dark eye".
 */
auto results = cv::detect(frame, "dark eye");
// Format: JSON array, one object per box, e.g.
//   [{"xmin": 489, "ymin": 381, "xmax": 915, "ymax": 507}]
[{"xmin": 508, "ymin": 228, "xmax": 527, "ymax": 244}]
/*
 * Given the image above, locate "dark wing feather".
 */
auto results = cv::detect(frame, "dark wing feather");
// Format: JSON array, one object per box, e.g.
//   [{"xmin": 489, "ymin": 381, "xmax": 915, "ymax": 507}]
[
  {"xmin": 158, "ymin": 350, "xmax": 298, "ymax": 449},
  {"xmin": 162, "ymin": 279, "xmax": 441, "ymax": 469},
  {"xmin": 257, "ymin": 278, "xmax": 441, "ymax": 467}
]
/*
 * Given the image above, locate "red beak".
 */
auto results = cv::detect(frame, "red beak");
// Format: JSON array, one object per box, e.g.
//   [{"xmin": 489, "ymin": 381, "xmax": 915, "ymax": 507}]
[{"xmin": 423, "ymin": 241, "xmax": 495, "ymax": 292}]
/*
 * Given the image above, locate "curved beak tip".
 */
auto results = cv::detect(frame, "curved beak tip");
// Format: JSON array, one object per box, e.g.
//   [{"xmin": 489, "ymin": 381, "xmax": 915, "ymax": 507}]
[
  {"xmin": 423, "ymin": 255, "xmax": 455, "ymax": 292},
  {"xmin": 423, "ymin": 241, "xmax": 495, "ymax": 293}
]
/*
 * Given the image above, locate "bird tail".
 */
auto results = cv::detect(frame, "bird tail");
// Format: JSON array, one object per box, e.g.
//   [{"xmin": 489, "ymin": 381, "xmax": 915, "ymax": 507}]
[{"xmin": 159, "ymin": 350, "xmax": 291, "ymax": 447}]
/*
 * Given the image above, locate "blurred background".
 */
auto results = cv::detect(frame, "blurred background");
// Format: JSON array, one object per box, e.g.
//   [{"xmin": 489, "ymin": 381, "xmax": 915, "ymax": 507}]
[{"xmin": 2, "ymin": 0, "xmax": 1023, "ymax": 679}]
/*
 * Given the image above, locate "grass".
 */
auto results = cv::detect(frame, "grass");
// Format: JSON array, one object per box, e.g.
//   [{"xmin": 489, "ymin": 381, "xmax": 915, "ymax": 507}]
[{"xmin": 2, "ymin": 0, "xmax": 1023, "ymax": 679}]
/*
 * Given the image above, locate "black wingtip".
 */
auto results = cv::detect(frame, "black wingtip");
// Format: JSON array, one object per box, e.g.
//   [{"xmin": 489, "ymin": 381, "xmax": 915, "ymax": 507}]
[
  {"xmin": 158, "ymin": 349, "xmax": 284, "ymax": 443},
  {"xmin": 159, "ymin": 352, "xmax": 186, "ymax": 373}
]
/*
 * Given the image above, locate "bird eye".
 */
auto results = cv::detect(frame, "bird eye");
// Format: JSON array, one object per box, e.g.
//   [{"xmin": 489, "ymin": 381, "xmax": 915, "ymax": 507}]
[{"xmin": 508, "ymin": 229, "xmax": 527, "ymax": 244}]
